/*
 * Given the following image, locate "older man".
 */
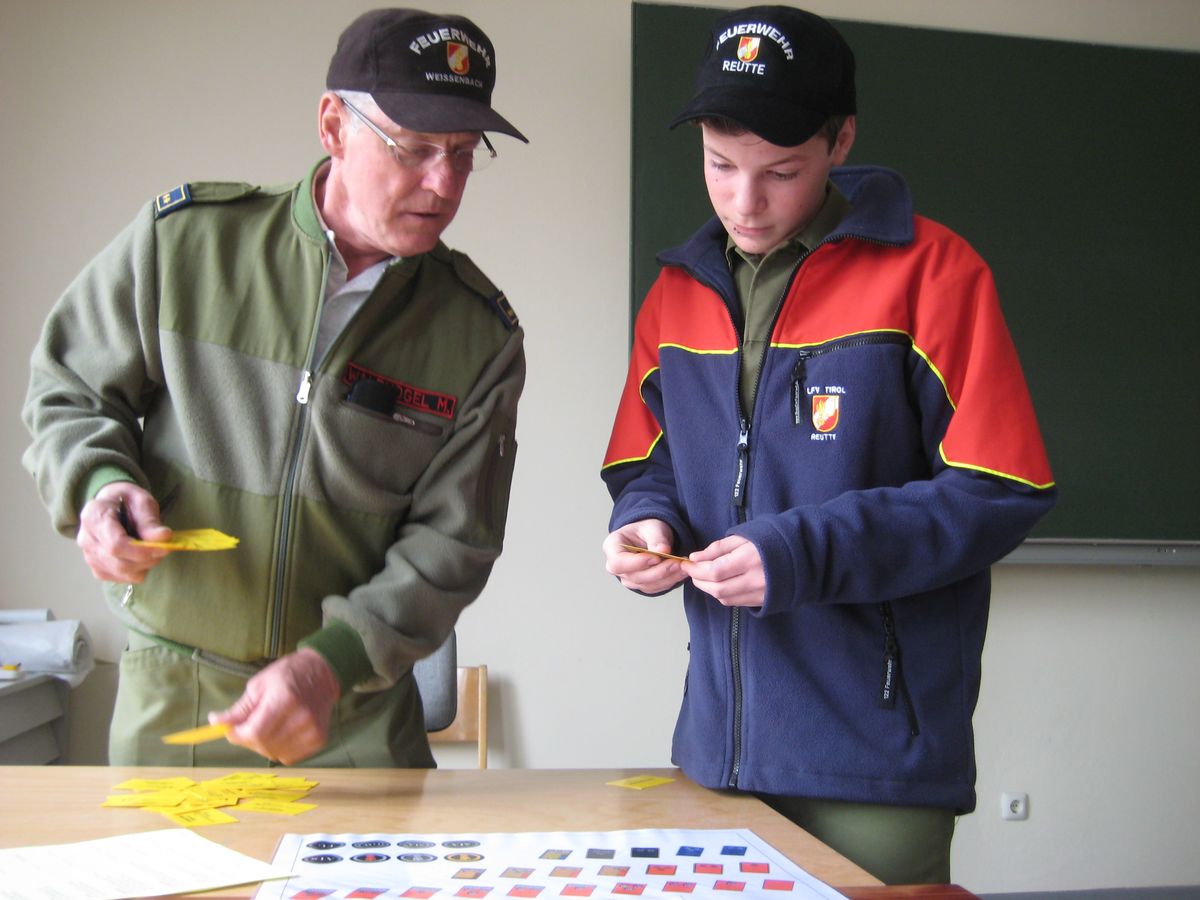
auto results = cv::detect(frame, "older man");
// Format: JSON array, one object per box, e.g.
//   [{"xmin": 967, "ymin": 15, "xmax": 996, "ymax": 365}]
[{"xmin": 23, "ymin": 8, "xmax": 527, "ymax": 767}]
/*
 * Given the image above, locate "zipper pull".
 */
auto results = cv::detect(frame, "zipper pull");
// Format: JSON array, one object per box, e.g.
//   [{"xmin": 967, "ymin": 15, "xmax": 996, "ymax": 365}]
[
  {"xmin": 791, "ymin": 353, "xmax": 810, "ymax": 426},
  {"xmin": 296, "ymin": 371, "xmax": 313, "ymax": 405},
  {"xmin": 732, "ymin": 418, "xmax": 750, "ymax": 507}
]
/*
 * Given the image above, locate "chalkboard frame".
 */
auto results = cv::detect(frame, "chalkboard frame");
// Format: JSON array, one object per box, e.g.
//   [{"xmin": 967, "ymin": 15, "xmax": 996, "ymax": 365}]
[{"xmin": 630, "ymin": 3, "xmax": 1200, "ymax": 565}]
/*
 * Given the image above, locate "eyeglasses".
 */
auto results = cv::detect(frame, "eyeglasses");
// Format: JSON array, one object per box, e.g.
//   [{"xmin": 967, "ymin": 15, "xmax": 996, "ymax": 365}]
[{"xmin": 340, "ymin": 97, "xmax": 496, "ymax": 174}]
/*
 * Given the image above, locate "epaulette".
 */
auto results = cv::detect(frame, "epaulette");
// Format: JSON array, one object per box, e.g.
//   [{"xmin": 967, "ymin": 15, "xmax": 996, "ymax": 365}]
[
  {"xmin": 153, "ymin": 182, "xmax": 261, "ymax": 219},
  {"xmin": 450, "ymin": 249, "xmax": 520, "ymax": 331}
]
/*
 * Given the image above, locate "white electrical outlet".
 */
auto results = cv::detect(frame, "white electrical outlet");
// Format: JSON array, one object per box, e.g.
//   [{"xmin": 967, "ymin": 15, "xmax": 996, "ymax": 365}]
[{"xmin": 1001, "ymin": 792, "xmax": 1029, "ymax": 821}]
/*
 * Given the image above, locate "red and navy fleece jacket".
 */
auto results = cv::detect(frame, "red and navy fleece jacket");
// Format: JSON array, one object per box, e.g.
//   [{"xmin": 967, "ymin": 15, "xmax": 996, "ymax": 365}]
[{"xmin": 601, "ymin": 165, "xmax": 1056, "ymax": 812}]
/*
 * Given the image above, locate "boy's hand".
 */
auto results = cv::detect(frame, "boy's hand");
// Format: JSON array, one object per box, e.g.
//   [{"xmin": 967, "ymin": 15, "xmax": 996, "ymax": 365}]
[
  {"xmin": 602, "ymin": 519, "xmax": 687, "ymax": 594},
  {"xmin": 683, "ymin": 535, "xmax": 766, "ymax": 608}
]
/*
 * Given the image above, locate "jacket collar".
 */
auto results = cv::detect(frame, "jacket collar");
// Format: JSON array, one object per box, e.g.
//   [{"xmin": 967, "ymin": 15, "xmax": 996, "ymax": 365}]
[
  {"xmin": 293, "ymin": 158, "xmax": 332, "ymax": 244},
  {"xmin": 659, "ymin": 164, "xmax": 915, "ymax": 280}
]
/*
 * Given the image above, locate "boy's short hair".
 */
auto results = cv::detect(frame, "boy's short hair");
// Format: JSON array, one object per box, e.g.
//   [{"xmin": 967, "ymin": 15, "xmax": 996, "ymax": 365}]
[{"xmin": 671, "ymin": 5, "xmax": 855, "ymax": 148}]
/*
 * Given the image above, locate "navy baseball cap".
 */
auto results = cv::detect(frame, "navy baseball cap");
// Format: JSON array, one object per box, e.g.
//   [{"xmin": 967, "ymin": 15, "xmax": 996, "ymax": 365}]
[
  {"xmin": 670, "ymin": 5, "xmax": 856, "ymax": 147},
  {"xmin": 327, "ymin": 8, "xmax": 527, "ymax": 142}
]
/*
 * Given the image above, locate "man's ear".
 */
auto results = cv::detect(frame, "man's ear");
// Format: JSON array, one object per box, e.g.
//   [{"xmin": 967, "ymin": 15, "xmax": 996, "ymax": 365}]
[
  {"xmin": 832, "ymin": 115, "xmax": 856, "ymax": 166},
  {"xmin": 318, "ymin": 92, "xmax": 348, "ymax": 158}
]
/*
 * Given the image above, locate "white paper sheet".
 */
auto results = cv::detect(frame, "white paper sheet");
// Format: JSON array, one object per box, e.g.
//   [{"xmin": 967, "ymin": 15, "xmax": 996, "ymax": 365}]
[
  {"xmin": 255, "ymin": 827, "xmax": 848, "ymax": 900},
  {"xmin": 0, "ymin": 827, "xmax": 293, "ymax": 900}
]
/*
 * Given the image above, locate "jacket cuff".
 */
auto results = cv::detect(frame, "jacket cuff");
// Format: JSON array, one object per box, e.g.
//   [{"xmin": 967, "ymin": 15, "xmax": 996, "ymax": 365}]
[
  {"xmin": 731, "ymin": 517, "xmax": 797, "ymax": 617},
  {"xmin": 81, "ymin": 465, "xmax": 138, "ymax": 509},
  {"xmin": 299, "ymin": 620, "xmax": 375, "ymax": 693}
]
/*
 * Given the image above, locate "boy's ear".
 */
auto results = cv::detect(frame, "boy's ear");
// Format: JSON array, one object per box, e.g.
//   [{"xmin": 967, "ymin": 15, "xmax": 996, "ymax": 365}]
[{"xmin": 832, "ymin": 116, "xmax": 856, "ymax": 165}]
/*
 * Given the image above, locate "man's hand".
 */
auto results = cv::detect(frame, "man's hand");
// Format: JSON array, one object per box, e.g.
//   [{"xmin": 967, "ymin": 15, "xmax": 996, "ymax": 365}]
[
  {"xmin": 682, "ymin": 534, "xmax": 766, "ymax": 608},
  {"xmin": 76, "ymin": 482, "xmax": 173, "ymax": 582},
  {"xmin": 211, "ymin": 648, "xmax": 342, "ymax": 765},
  {"xmin": 602, "ymin": 518, "xmax": 687, "ymax": 594}
]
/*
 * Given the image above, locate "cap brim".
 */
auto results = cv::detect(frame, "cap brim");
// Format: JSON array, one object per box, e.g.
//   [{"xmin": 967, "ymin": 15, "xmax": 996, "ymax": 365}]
[
  {"xmin": 373, "ymin": 91, "xmax": 528, "ymax": 142},
  {"xmin": 669, "ymin": 88, "xmax": 827, "ymax": 148}
]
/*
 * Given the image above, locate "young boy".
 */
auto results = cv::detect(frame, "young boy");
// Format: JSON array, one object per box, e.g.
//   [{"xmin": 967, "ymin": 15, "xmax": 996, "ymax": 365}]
[{"xmin": 601, "ymin": 5, "xmax": 1055, "ymax": 884}]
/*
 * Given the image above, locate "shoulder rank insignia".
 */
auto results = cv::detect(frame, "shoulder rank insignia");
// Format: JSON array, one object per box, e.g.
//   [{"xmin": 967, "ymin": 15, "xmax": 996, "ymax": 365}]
[
  {"xmin": 154, "ymin": 184, "xmax": 192, "ymax": 218},
  {"xmin": 491, "ymin": 291, "xmax": 519, "ymax": 329}
]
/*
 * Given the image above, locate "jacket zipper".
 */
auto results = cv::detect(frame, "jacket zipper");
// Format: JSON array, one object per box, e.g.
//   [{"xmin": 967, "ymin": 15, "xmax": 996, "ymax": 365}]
[
  {"xmin": 269, "ymin": 371, "xmax": 313, "ymax": 657},
  {"xmin": 269, "ymin": 251, "xmax": 334, "ymax": 658},
  {"xmin": 790, "ymin": 332, "xmax": 911, "ymax": 426},
  {"xmin": 879, "ymin": 602, "xmax": 920, "ymax": 736},
  {"xmin": 723, "ymin": 252, "xmax": 809, "ymax": 789}
]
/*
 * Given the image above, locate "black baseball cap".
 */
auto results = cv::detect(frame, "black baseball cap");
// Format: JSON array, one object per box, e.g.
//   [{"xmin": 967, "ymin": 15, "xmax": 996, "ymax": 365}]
[
  {"xmin": 669, "ymin": 5, "xmax": 856, "ymax": 147},
  {"xmin": 327, "ymin": 8, "xmax": 527, "ymax": 142}
]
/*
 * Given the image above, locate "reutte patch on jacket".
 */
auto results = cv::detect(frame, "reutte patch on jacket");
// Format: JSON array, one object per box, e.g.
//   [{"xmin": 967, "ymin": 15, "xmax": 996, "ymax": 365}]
[{"xmin": 343, "ymin": 362, "xmax": 457, "ymax": 419}]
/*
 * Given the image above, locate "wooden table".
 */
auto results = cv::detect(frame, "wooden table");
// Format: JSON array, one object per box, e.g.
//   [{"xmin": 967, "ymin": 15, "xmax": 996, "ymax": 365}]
[{"xmin": 0, "ymin": 766, "xmax": 976, "ymax": 898}]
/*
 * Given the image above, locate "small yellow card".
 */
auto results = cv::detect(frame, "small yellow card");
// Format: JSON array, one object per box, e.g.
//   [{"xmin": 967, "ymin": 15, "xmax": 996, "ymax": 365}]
[
  {"xmin": 133, "ymin": 528, "xmax": 240, "ymax": 551},
  {"xmin": 161, "ymin": 722, "xmax": 231, "ymax": 745},
  {"xmin": 164, "ymin": 807, "xmax": 239, "ymax": 827},
  {"xmin": 620, "ymin": 544, "xmax": 689, "ymax": 563},
  {"xmin": 102, "ymin": 790, "xmax": 186, "ymax": 809},
  {"xmin": 113, "ymin": 777, "xmax": 197, "ymax": 791},
  {"xmin": 606, "ymin": 775, "xmax": 676, "ymax": 790},
  {"xmin": 236, "ymin": 798, "xmax": 318, "ymax": 816}
]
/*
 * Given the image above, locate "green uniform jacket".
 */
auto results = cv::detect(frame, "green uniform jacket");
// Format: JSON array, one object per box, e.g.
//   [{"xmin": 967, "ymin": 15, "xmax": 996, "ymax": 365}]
[{"xmin": 23, "ymin": 160, "xmax": 524, "ymax": 698}]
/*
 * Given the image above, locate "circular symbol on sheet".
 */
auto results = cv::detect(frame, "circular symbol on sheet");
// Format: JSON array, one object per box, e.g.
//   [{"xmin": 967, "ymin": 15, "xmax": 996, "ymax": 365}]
[
  {"xmin": 302, "ymin": 854, "xmax": 343, "ymax": 864},
  {"xmin": 445, "ymin": 852, "xmax": 485, "ymax": 862},
  {"xmin": 351, "ymin": 853, "xmax": 390, "ymax": 863},
  {"xmin": 398, "ymin": 852, "xmax": 438, "ymax": 863},
  {"xmin": 442, "ymin": 840, "xmax": 481, "ymax": 848},
  {"xmin": 398, "ymin": 840, "xmax": 436, "ymax": 849},
  {"xmin": 352, "ymin": 840, "xmax": 391, "ymax": 849},
  {"xmin": 305, "ymin": 841, "xmax": 344, "ymax": 851}
]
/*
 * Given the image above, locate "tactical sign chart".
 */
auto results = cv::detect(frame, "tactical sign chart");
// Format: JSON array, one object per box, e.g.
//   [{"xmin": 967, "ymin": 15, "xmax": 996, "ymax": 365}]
[{"xmin": 254, "ymin": 828, "xmax": 849, "ymax": 899}]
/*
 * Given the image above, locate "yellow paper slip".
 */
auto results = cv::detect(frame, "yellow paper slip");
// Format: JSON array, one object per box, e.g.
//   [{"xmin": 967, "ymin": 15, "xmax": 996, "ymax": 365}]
[
  {"xmin": 162, "ymin": 722, "xmax": 231, "ymax": 745},
  {"xmin": 606, "ymin": 774, "xmax": 676, "ymax": 790},
  {"xmin": 620, "ymin": 544, "xmax": 690, "ymax": 563},
  {"xmin": 165, "ymin": 807, "xmax": 240, "ymax": 827},
  {"xmin": 133, "ymin": 528, "xmax": 240, "ymax": 551}
]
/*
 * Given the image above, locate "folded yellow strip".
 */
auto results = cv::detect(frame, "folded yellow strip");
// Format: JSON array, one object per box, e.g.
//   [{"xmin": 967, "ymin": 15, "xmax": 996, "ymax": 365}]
[
  {"xmin": 133, "ymin": 528, "xmax": 240, "ymax": 551},
  {"xmin": 161, "ymin": 722, "xmax": 231, "ymax": 745},
  {"xmin": 620, "ymin": 544, "xmax": 689, "ymax": 563}
]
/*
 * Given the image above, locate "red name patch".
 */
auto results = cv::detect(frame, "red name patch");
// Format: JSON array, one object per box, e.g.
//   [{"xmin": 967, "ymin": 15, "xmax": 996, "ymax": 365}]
[{"xmin": 343, "ymin": 363, "xmax": 457, "ymax": 419}]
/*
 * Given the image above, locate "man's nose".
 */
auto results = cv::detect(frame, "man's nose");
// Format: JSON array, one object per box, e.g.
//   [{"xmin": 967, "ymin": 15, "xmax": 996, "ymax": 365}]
[{"xmin": 421, "ymin": 155, "xmax": 466, "ymax": 195}]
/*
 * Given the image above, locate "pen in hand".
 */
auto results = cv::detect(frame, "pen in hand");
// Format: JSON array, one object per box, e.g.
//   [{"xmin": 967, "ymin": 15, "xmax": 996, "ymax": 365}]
[{"xmin": 116, "ymin": 498, "xmax": 138, "ymax": 538}]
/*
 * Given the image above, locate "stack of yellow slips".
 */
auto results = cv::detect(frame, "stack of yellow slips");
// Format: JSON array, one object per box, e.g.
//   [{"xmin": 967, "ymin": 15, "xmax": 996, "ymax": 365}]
[{"xmin": 103, "ymin": 772, "xmax": 319, "ymax": 827}]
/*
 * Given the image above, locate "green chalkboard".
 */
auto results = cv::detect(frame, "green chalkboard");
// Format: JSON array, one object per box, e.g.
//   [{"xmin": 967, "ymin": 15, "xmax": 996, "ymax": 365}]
[{"xmin": 631, "ymin": 3, "xmax": 1200, "ymax": 560}]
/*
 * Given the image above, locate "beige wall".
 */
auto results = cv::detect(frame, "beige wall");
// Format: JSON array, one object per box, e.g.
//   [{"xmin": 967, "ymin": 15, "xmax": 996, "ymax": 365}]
[{"xmin": 2, "ymin": 0, "xmax": 1198, "ymax": 893}]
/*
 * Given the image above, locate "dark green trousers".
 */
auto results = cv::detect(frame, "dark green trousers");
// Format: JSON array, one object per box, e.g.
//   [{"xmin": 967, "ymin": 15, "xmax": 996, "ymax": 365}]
[{"xmin": 757, "ymin": 793, "xmax": 956, "ymax": 885}]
